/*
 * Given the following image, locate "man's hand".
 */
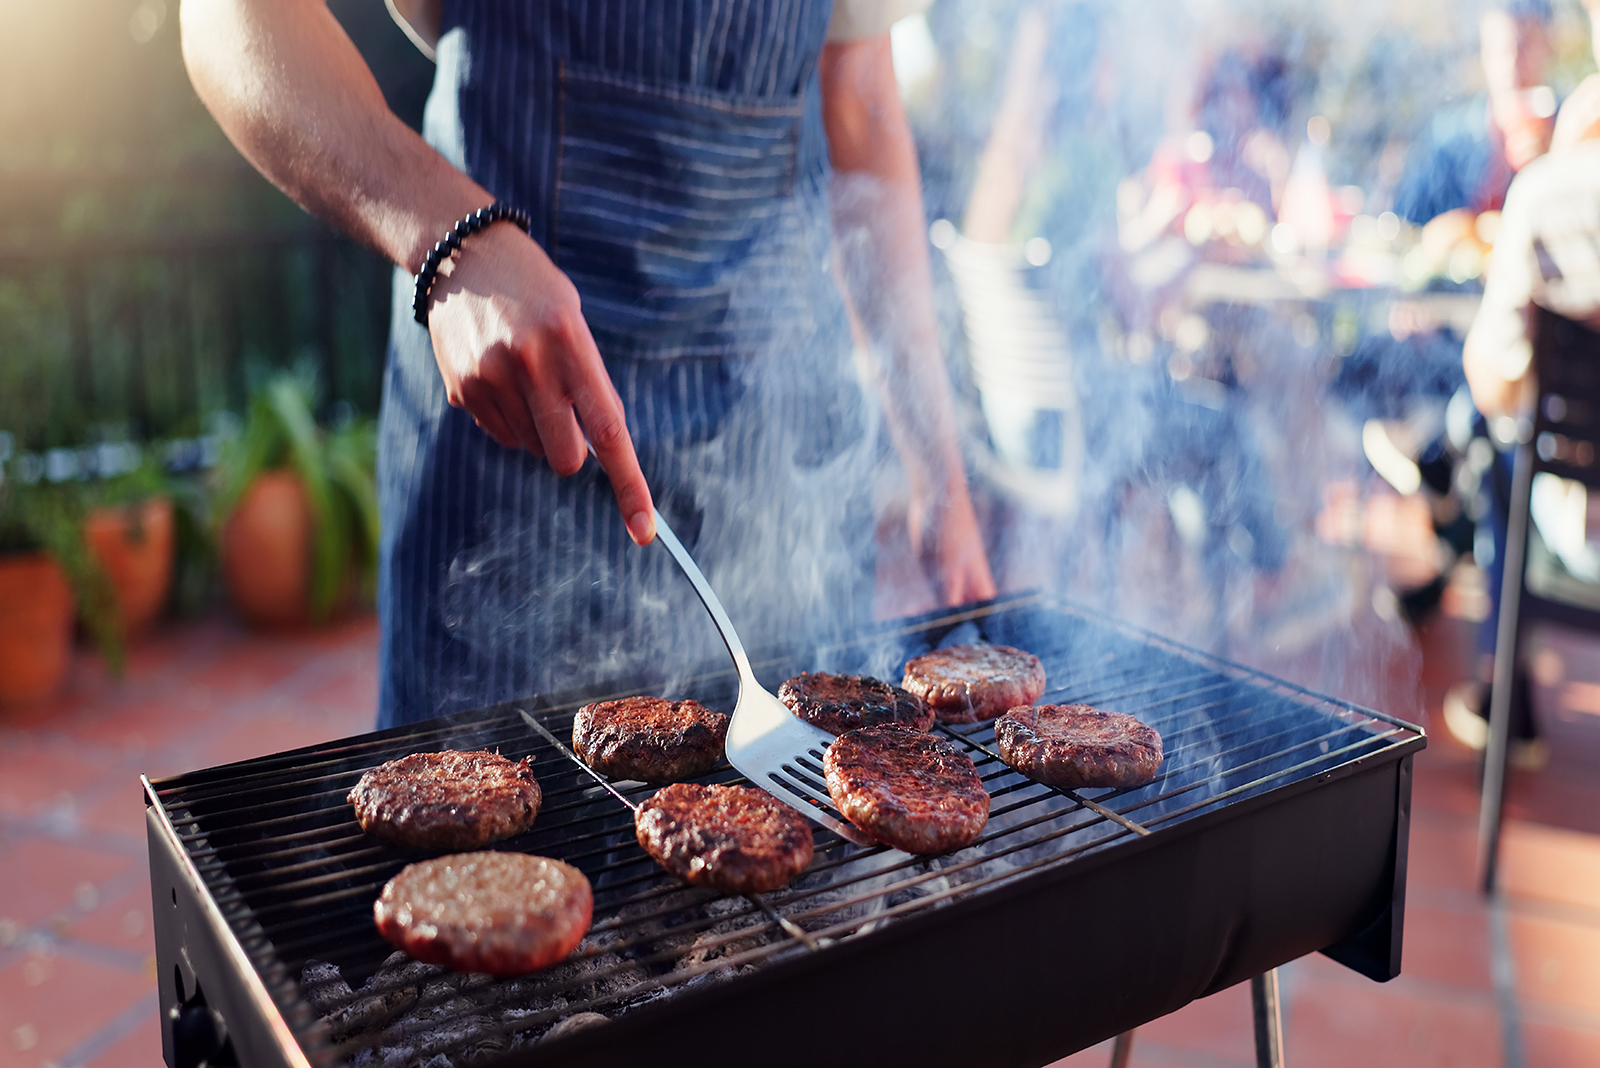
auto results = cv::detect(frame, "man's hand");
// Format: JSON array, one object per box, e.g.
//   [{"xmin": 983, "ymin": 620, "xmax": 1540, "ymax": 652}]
[
  {"xmin": 908, "ymin": 482, "xmax": 995, "ymax": 607},
  {"xmin": 181, "ymin": 0, "xmax": 654, "ymax": 543},
  {"xmin": 427, "ymin": 224, "xmax": 655, "ymax": 544}
]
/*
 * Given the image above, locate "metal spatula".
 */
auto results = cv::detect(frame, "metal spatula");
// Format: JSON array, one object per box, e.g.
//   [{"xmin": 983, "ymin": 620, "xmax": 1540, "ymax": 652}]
[{"xmin": 645, "ymin": 505, "xmax": 864, "ymax": 841}]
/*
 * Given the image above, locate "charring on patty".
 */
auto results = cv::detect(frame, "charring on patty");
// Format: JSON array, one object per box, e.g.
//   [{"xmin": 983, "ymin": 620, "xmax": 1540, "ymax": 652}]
[
  {"xmin": 777, "ymin": 672, "xmax": 932, "ymax": 735},
  {"xmin": 995, "ymin": 704, "xmax": 1164, "ymax": 789},
  {"xmin": 822, "ymin": 724, "xmax": 989, "ymax": 854},
  {"xmin": 348, "ymin": 750, "xmax": 542, "ymax": 850},
  {"xmin": 572, "ymin": 696, "xmax": 730, "ymax": 783},
  {"xmin": 901, "ymin": 644, "xmax": 1046, "ymax": 723},
  {"xmin": 374, "ymin": 852, "xmax": 592, "ymax": 975},
  {"xmin": 634, "ymin": 783, "xmax": 814, "ymax": 893}
]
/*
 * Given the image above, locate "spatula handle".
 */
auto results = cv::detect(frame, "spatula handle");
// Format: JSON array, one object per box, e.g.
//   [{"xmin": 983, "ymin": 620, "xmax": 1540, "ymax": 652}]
[
  {"xmin": 648, "ymin": 507, "xmax": 756, "ymax": 682},
  {"xmin": 582, "ymin": 438, "xmax": 755, "ymax": 683}
]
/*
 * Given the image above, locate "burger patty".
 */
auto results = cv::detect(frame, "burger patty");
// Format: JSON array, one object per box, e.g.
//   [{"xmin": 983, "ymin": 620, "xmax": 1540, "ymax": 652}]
[
  {"xmin": 572, "ymin": 696, "xmax": 729, "ymax": 783},
  {"xmin": 348, "ymin": 750, "xmax": 542, "ymax": 850},
  {"xmin": 823, "ymin": 725, "xmax": 989, "ymax": 854},
  {"xmin": 776, "ymin": 672, "xmax": 932, "ymax": 735},
  {"xmin": 901, "ymin": 644, "xmax": 1046, "ymax": 723},
  {"xmin": 374, "ymin": 852, "xmax": 592, "ymax": 975},
  {"xmin": 995, "ymin": 704, "xmax": 1164, "ymax": 789},
  {"xmin": 634, "ymin": 783, "xmax": 814, "ymax": 893}
]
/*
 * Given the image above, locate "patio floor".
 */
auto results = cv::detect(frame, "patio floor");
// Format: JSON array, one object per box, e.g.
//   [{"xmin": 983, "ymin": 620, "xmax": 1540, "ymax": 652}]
[{"xmin": 1, "ymin": 604, "xmax": 1598, "ymax": 1067}]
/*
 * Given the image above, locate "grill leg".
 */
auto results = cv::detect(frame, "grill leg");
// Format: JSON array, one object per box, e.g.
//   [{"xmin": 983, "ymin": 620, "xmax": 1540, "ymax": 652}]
[
  {"xmin": 1252, "ymin": 970, "xmax": 1285, "ymax": 1068},
  {"xmin": 1108, "ymin": 1029, "xmax": 1134, "ymax": 1068}
]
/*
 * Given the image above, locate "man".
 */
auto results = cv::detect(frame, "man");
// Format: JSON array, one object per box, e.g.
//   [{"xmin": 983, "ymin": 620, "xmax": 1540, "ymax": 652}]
[
  {"xmin": 1450, "ymin": 34, "xmax": 1600, "ymax": 754},
  {"xmin": 181, "ymin": 0, "xmax": 994, "ymax": 725}
]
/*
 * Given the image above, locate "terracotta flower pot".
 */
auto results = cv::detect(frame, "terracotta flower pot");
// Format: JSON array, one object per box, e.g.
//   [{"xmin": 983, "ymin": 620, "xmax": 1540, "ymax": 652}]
[
  {"xmin": 0, "ymin": 552, "xmax": 75, "ymax": 707},
  {"xmin": 222, "ymin": 469, "xmax": 313, "ymax": 629},
  {"xmin": 84, "ymin": 496, "xmax": 174, "ymax": 640}
]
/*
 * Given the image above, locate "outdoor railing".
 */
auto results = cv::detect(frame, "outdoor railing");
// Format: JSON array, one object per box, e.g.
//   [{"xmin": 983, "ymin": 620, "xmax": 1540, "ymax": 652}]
[{"xmin": 0, "ymin": 223, "xmax": 392, "ymax": 453}]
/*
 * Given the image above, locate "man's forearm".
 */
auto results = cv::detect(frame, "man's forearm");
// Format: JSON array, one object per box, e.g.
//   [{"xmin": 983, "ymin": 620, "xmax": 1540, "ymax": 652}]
[
  {"xmin": 821, "ymin": 38, "xmax": 966, "ymax": 498},
  {"xmin": 181, "ymin": 0, "xmax": 485, "ymax": 272}
]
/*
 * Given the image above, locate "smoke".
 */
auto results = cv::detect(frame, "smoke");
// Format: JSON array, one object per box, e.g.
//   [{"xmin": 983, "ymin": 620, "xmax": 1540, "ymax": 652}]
[
  {"xmin": 426, "ymin": 0, "xmax": 1579, "ymax": 728},
  {"xmin": 885, "ymin": 0, "xmax": 1567, "ymax": 725}
]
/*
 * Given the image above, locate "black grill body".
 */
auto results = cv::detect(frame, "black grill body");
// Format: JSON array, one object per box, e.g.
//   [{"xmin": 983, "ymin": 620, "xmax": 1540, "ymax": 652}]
[{"xmin": 145, "ymin": 594, "xmax": 1423, "ymax": 1068}]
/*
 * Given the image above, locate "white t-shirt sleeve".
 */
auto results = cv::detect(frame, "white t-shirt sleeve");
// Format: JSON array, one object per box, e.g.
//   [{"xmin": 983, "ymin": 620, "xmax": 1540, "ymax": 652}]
[
  {"xmin": 825, "ymin": 0, "xmax": 934, "ymax": 41},
  {"xmin": 1470, "ymin": 170, "xmax": 1540, "ymax": 382}
]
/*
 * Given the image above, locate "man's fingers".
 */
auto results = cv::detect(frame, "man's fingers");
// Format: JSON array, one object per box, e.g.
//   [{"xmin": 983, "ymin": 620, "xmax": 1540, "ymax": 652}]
[
  {"xmin": 526, "ymin": 398, "xmax": 588, "ymax": 477},
  {"xmin": 477, "ymin": 360, "xmax": 546, "ymax": 455},
  {"xmin": 575, "ymin": 389, "xmax": 655, "ymax": 545},
  {"xmin": 461, "ymin": 380, "xmax": 526, "ymax": 451},
  {"xmin": 471, "ymin": 405, "xmax": 519, "ymax": 450}
]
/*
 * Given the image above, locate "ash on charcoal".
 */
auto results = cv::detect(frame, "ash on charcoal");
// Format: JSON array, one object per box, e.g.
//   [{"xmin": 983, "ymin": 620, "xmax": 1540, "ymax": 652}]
[
  {"xmin": 299, "ymin": 961, "xmax": 353, "ymax": 1015},
  {"xmin": 306, "ymin": 941, "xmax": 652, "ymax": 1067},
  {"xmin": 540, "ymin": 1012, "xmax": 609, "ymax": 1043}
]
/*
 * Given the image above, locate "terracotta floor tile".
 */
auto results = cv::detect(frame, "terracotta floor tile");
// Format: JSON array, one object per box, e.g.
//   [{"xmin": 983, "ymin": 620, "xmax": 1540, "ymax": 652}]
[
  {"xmin": 1508, "ymin": 913, "xmax": 1600, "ymax": 1016},
  {"xmin": 0, "ymin": 742, "xmax": 122, "ymax": 821},
  {"xmin": 1501, "ymin": 822, "xmax": 1600, "ymax": 913},
  {"xmin": 1045, "ymin": 1039, "xmax": 1115, "ymax": 1067},
  {"xmin": 299, "ymin": 664, "xmax": 379, "ymax": 723},
  {"xmin": 1406, "ymin": 810, "xmax": 1481, "ymax": 894},
  {"xmin": 181, "ymin": 642, "xmax": 322, "ymax": 701},
  {"xmin": 1411, "ymin": 748, "xmax": 1488, "ymax": 819},
  {"xmin": 1130, "ymin": 981, "xmax": 1256, "ymax": 1065},
  {"xmin": 77, "ymin": 783, "xmax": 156, "ymax": 843},
  {"xmin": 0, "ymin": 952, "xmax": 153, "ymax": 1068},
  {"xmin": 189, "ymin": 707, "xmax": 374, "ymax": 770},
  {"xmin": 68, "ymin": 882, "xmax": 156, "ymax": 959},
  {"xmin": 63, "ymin": 690, "xmax": 223, "ymax": 751},
  {"xmin": 1126, "ymin": 1046, "xmax": 1252, "ymax": 1068},
  {"xmin": 84, "ymin": 1004, "xmax": 162, "ymax": 1068},
  {"xmin": 1286, "ymin": 974, "xmax": 1502, "ymax": 1067},
  {"xmin": 1400, "ymin": 902, "xmax": 1494, "ymax": 991},
  {"xmin": 1521, "ymin": 1019, "xmax": 1600, "ymax": 1067},
  {"xmin": 0, "ymin": 839, "xmax": 135, "ymax": 930}
]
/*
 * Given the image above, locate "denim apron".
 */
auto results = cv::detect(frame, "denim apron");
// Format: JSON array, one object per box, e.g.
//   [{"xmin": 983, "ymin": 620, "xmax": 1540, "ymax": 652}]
[{"xmin": 376, "ymin": 0, "xmax": 871, "ymax": 726}]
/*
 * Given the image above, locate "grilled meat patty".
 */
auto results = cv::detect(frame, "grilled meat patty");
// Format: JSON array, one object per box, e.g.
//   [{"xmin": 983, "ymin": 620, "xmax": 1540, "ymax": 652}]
[
  {"xmin": 348, "ymin": 750, "xmax": 541, "ymax": 850},
  {"xmin": 634, "ymin": 783, "xmax": 814, "ymax": 893},
  {"xmin": 995, "ymin": 704, "xmax": 1164, "ymax": 789},
  {"xmin": 572, "ymin": 696, "xmax": 730, "ymax": 783},
  {"xmin": 823, "ymin": 724, "xmax": 989, "ymax": 854},
  {"xmin": 901, "ymin": 643, "xmax": 1046, "ymax": 723},
  {"xmin": 374, "ymin": 852, "xmax": 592, "ymax": 975},
  {"xmin": 777, "ymin": 672, "xmax": 932, "ymax": 735}
]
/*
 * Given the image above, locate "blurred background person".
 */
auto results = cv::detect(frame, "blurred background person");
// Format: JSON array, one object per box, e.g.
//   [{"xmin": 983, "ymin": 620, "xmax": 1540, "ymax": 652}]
[{"xmin": 1451, "ymin": 13, "xmax": 1600, "ymax": 757}]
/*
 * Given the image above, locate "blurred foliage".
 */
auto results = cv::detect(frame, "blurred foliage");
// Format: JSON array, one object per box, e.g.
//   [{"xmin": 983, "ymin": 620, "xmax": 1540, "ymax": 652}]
[
  {"xmin": 0, "ymin": 474, "xmax": 139, "ymax": 675},
  {"xmin": 0, "ymin": 0, "xmax": 432, "ymax": 453},
  {"xmin": 212, "ymin": 368, "xmax": 379, "ymax": 622}
]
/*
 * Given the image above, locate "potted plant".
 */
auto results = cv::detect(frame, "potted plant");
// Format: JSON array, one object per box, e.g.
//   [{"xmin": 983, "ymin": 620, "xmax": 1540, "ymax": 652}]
[
  {"xmin": 0, "ymin": 478, "xmax": 123, "ymax": 706},
  {"xmin": 83, "ymin": 455, "xmax": 181, "ymax": 640},
  {"xmin": 213, "ymin": 371, "xmax": 378, "ymax": 629}
]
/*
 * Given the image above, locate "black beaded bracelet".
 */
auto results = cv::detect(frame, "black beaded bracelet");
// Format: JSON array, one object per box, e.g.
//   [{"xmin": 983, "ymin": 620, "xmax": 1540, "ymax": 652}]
[{"xmin": 412, "ymin": 202, "xmax": 533, "ymax": 325}]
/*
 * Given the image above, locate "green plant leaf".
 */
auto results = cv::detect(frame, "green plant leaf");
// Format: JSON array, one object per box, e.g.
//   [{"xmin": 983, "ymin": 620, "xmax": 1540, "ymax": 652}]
[
  {"xmin": 327, "ymin": 422, "xmax": 379, "ymax": 570},
  {"xmin": 266, "ymin": 377, "xmax": 346, "ymax": 621},
  {"xmin": 211, "ymin": 390, "xmax": 286, "ymax": 530}
]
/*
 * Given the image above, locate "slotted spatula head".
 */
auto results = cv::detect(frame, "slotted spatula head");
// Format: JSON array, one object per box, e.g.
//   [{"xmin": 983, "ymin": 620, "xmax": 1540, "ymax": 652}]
[{"xmin": 645, "ymin": 504, "xmax": 867, "ymax": 842}]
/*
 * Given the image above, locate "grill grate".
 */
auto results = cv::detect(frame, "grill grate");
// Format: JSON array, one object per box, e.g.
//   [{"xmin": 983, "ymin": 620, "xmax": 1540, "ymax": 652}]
[{"xmin": 147, "ymin": 594, "xmax": 1422, "ymax": 1067}]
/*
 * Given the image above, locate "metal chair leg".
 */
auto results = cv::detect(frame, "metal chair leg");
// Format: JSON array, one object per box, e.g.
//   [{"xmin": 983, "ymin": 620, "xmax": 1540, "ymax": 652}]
[
  {"xmin": 1479, "ymin": 438, "xmax": 1534, "ymax": 893},
  {"xmin": 1252, "ymin": 970, "xmax": 1284, "ymax": 1068},
  {"xmin": 1108, "ymin": 1029, "xmax": 1134, "ymax": 1068}
]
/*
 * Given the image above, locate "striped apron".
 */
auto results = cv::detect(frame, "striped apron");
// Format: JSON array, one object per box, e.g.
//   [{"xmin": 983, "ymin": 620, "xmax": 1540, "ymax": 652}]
[{"xmin": 376, "ymin": 0, "xmax": 871, "ymax": 726}]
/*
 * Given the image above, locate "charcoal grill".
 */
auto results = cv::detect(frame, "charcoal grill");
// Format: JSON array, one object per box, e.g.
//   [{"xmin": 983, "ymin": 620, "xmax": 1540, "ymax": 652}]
[{"xmin": 145, "ymin": 592, "xmax": 1423, "ymax": 1068}]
